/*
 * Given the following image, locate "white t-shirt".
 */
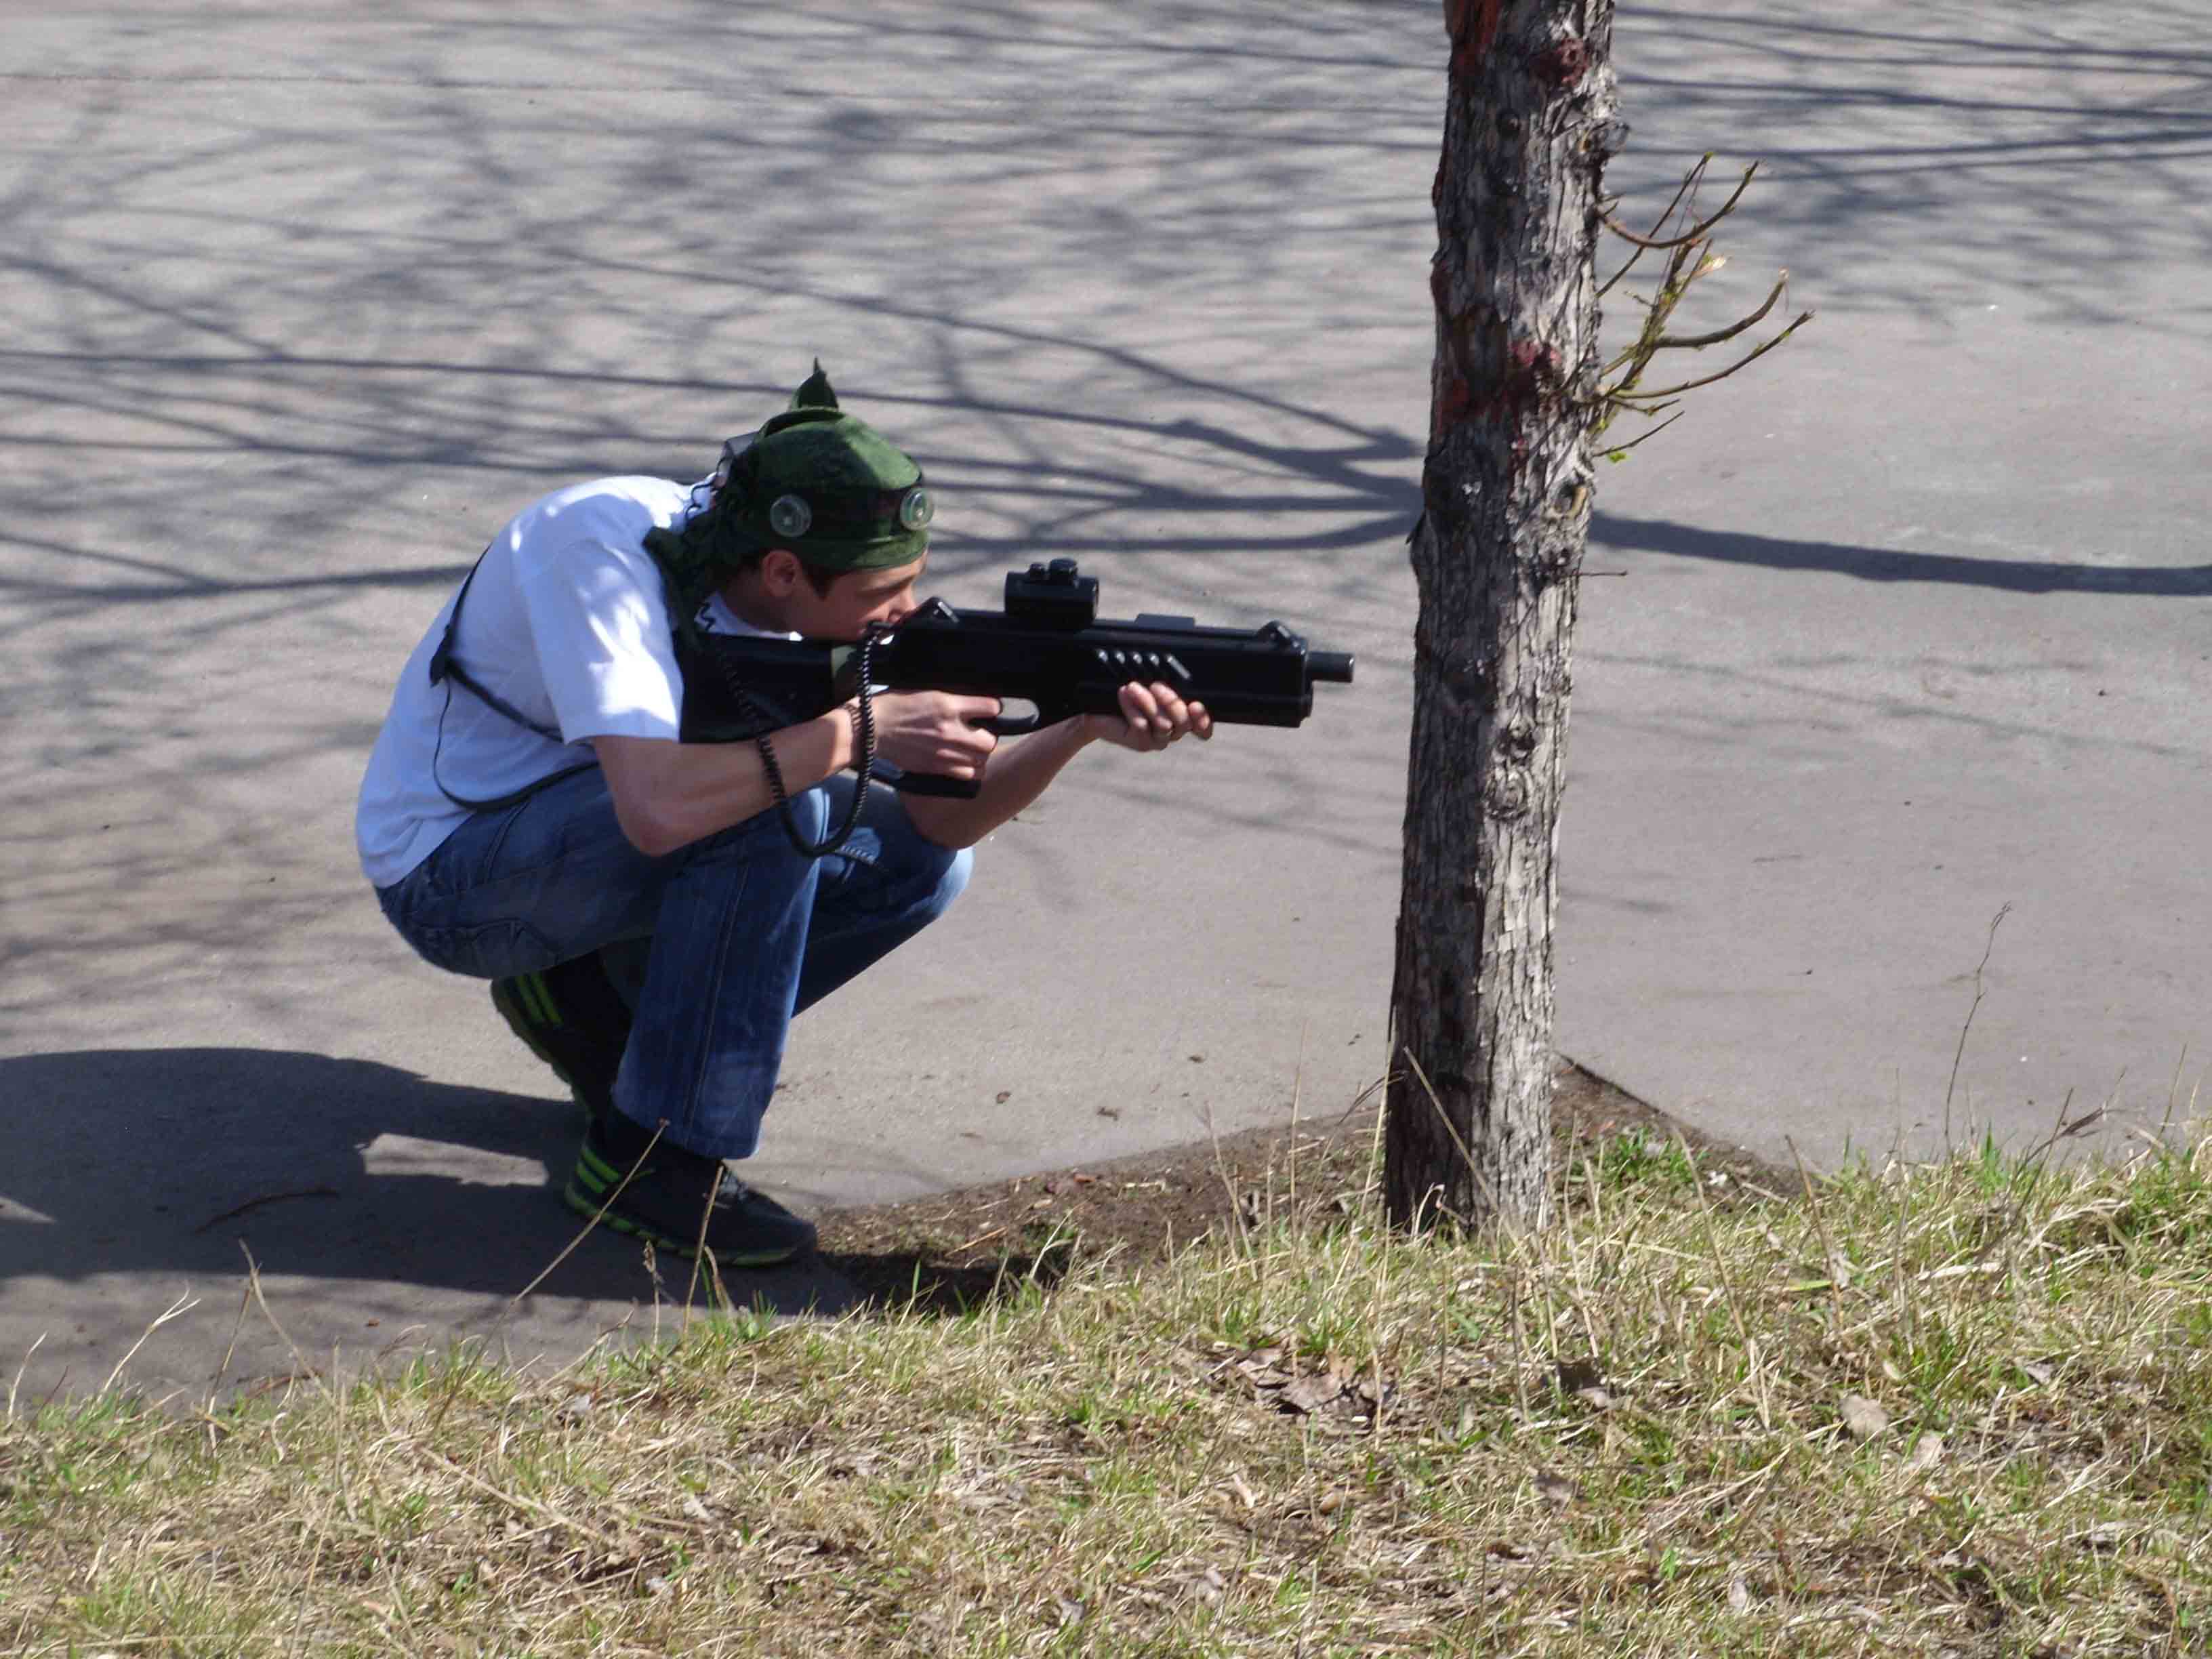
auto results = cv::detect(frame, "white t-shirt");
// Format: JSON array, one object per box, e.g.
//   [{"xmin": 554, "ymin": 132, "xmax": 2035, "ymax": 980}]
[{"xmin": 355, "ymin": 474, "xmax": 769, "ymax": 888}]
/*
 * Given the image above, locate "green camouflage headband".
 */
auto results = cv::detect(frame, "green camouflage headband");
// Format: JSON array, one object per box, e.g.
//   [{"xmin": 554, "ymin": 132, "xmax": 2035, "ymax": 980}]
[
  {"xmin": 642, "ymin": 363, "xmax": 933, "ymax": 629},
  {"xmin": 719, "ymin": 362, "xmax": 932, "ymax": 574}
]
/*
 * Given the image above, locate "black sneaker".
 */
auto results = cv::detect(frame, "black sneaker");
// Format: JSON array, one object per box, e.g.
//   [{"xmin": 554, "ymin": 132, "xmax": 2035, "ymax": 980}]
[
  {"xmin": 491, "ymin": 956, "xmax": 631, "ymax": 1126},
  {"xmin": 563, "ymin": 1113, "xmax": 817, "ymax": 1267}
]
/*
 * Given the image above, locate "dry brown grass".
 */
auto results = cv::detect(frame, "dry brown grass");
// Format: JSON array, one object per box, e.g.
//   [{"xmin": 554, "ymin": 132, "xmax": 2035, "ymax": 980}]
[{"xmin": 5, "ymin": 1121, "xmax": 2211, "ymax": 1656}]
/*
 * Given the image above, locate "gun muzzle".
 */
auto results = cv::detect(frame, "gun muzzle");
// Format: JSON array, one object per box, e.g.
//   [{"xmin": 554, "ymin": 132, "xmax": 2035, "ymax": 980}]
[{"xmin": 1309, "ymin": 651, "xmax": 1355, "ymax": 685}]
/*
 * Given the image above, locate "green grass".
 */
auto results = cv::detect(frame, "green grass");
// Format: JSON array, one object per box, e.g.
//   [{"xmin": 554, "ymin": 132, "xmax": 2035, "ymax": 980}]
[{"xmin": 4, "ymin": 1125, "xmax": 2211, "ymax": 1656}]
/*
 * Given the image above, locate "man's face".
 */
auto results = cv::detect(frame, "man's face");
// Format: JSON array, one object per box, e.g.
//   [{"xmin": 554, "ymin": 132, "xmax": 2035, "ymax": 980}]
[{"xmin": 778, "ymin": 548, "xmax": 928, "ymax": 641}]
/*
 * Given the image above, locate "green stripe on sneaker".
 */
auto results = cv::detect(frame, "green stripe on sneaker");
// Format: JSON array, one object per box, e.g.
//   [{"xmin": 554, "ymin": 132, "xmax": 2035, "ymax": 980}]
[
  {"xmin": 520, "ymin": 973, "xmax": 562, "ymax": 1027},
  {"xmin": 576, "ymin": 1142, "xmax": 624, "ymax": 1190},
  {"xmin": 563, "ymin": 1182, "xmax": 680, "ymax": 1250}
]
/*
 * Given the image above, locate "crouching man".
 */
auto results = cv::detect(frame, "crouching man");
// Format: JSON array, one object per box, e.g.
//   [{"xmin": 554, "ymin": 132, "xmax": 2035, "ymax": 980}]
[{"xmin": 356, "ymin": 365, "xmax": 1208, "ymax": 1265}]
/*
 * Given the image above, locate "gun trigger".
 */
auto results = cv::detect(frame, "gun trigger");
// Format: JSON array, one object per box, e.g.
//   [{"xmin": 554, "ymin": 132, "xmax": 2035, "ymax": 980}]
[
  {"xmin": 981, "ymin": 704, "xmax": 1046, "ymax": 738},
  {"xmin": 893, "ymin": 771, "xmax": 982, "ymax": 800}
]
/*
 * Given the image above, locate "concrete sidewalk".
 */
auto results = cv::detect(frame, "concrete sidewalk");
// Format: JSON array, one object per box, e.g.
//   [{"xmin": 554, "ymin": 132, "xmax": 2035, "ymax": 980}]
[{"xmin": 4, "ymin": 1, "xmax": 2207, "ymax": 1401}]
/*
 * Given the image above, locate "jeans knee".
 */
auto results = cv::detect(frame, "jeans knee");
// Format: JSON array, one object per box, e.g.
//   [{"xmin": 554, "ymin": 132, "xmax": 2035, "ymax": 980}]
[
  {"xmin": 690, "ymin": 786, "xmax": 831, "ymax": 865},
  {"xmin": 928, "ymin": 845, "xmax": 974, "ymax": 920}
]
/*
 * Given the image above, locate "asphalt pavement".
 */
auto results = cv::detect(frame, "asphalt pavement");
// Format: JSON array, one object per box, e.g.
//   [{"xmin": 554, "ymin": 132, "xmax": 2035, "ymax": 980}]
[{"xmin": 4, "ymin": 1, "xmax": 2207, "ymax": 1402}]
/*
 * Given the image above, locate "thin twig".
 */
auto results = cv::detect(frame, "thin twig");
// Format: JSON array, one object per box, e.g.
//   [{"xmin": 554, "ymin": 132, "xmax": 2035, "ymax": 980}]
[
  {"xmin": 1605, "ymin": 310, "xmax": 1814, "ymax": 403},
  {"xmin": 1946, "ymin": 904, "xmax": 2013, "ymax": 1147},
  {"xmin": 194, "ymin": 1187, "xmax": 338, "ymax": 1234},
  {"xmin": 421, "ymin": 1448, "xmax": 624, "ymax": 1552},
  {"xmin": 1618, "ymin": 271, "xmax": 1786, "ymax": 360},
  {"xmin": 1399, "ymin": 1046, "xmax": 1504, "ymax": 1221},
  {"xmin": 1676, "ymin": 1131, "xmax": 1753, "ymax": 1349},
  {"xmin": 1289, "ymin": 1021, "xmax": 1308, "ymax": 1229},
  {"xmin": 512, "ymin": 1121, "xmax": 668, "ymax": 1303},
  {"xmin": 1599, "ymin": 409, "xmax": 1685, "ymax": 457},
  {"xmin": 100, "ymin": 1287, "xmax": 201, "ymax": 1395},
  {"xmin": 1786, "ymin": 1137, "xmax": 1847, "ymax": 1320},
  {"xmin": 7, "ymin": 1333, "xmax": 45, "ymax": 1421},
  {"xmin": 1599, "ymin": 163, "xmax": 1759, "ymax": 250}
]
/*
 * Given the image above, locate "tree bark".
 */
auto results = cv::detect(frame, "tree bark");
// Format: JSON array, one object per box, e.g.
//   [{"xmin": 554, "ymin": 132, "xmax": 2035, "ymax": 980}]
[{"xmin": 1385, "ymin": 0, "xmax": 1621, "ymax": 1231}]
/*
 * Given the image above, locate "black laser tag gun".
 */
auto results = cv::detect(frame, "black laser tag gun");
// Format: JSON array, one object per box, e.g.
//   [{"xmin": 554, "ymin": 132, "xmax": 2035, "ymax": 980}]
[{"xmin": 679, "ymin": 558, "xmax": 1355, "ymax": 798}]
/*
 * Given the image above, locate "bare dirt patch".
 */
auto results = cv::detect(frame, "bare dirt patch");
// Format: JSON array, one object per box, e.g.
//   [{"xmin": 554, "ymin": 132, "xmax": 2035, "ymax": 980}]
[{"xmin": 816, "ymin": 1059, "xmax": 1784, "ymax": 1311}]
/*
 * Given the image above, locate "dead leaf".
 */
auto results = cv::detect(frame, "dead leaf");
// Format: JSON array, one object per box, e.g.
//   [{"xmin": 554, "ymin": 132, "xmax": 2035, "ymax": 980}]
[
  {"xmin": 1908, "ymin": 1433, "xmax": 1944, "ymax": 1472},
  {"xmin": 1839, "ymin": 1394, "xmax": 1891, "ymax": 1440},
  {"xmin": 1534, "ymin": 1469, "xmax": 1578, "ymax": 1509},
  {"xmin": 1574, "ymin": 1385, "xmax": 1614, "ymax": 1412},
  {"xmin": 2018, "ymin": 1359, "xmax": 2055, "ymax": 1387},
  {"xmin": 1727, "ymin": 1574, "xmax": 1753, "ymax": 1614},
  {"xmin": 1555, "ymin": 1357, "xmax": 1603, "ymax": 1394},
  {"xmin": 1227, "ymin": 1473, "xmax": 1257, "ymax": 1510},
  {"xmin": 1280, "ymin": 1374, "xmax": 1343, "ymax": 1416}
]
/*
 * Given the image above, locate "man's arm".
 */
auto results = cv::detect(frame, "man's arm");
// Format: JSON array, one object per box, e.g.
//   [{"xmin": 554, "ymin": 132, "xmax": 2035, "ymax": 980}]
[
  {"xmin": 594, "ymin": 688, "xmax": 1006, "ymax": 857},
  {"xmin": 899, "ymin": 680, "xmax": 1212, "ymax": 851},
  {"xmin": 593, "ymin": 713, "xmax": 856, "ymax": 858}
]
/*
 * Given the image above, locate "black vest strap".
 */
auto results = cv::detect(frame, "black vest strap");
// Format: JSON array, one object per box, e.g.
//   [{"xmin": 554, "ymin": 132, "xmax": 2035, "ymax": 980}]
[{"xmin": 426, "ymin": 546, "xmax": 598, "ymax": 813}]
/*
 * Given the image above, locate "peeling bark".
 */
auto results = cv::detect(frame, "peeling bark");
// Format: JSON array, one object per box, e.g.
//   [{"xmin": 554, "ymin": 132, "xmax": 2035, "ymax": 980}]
[{"xmin": 1385, "ymin": 0, "xmax": 1621, "ymax": 1231}]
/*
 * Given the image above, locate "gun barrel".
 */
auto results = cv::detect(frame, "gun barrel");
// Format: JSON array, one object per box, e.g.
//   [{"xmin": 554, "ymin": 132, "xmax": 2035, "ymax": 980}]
[{"xmin": 1308, "ymin": 651, "xmax": 1355, "ymax": 685}]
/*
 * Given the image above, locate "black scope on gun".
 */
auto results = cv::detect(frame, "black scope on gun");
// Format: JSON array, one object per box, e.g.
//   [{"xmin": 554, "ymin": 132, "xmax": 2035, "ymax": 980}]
[{"xmin": 1005, "ymin": 558, "xmax": 1355, "ymax": 691}]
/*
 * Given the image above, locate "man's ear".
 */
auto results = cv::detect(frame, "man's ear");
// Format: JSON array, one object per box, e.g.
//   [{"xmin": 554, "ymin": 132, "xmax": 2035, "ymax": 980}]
[{"xmin": 758, "ymin": 548, "xmax": 802, "ymax": 595}]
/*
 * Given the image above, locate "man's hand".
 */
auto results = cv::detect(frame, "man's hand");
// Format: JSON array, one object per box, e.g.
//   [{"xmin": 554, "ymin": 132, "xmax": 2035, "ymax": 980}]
[
  {"xmin": 871, "ymin": 689, "xmax": 1003, "ymax": 783},
  {"xmin": 1081, "ymin": 680, "xmax": 1214, "ymax": 752}
]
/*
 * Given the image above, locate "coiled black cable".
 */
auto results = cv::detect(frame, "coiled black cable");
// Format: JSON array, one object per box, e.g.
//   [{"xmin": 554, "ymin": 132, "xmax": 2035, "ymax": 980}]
[{"xmin": 716, "ymin": 623, "xmax": 886, "ymax": 859}]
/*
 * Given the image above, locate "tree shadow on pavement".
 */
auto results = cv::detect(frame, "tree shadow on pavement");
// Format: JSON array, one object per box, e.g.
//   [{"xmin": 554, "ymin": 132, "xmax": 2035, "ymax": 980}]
[
  {"xmin": 1595, "ymin": 512, "xmax": 2212, "ymax": 596},
  {"xmin": 0, "ymin": 1048, "xmax": 869, "ymax": 1318}
]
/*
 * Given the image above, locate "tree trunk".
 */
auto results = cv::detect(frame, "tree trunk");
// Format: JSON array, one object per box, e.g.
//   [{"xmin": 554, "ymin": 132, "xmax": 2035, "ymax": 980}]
[{"xmin": 1385, "ymin": 0, "xmax": 1621, "ymax": 1231}]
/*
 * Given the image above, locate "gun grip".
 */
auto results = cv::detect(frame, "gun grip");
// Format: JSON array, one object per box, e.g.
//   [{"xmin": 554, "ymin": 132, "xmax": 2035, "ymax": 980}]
[
  {"xmin": 892, "ymin": 771, "xmax": 983, "ymax": 800},
  {"xmin": 980, "ymin": 705, "xmax": 1046, "ymax": 737}
]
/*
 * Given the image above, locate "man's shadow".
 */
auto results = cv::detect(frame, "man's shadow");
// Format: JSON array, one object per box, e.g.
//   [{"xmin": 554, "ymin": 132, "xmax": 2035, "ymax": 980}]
[{"xmin": 0, "ymin": 1048, "xmax": 854, "ymax": 1315}]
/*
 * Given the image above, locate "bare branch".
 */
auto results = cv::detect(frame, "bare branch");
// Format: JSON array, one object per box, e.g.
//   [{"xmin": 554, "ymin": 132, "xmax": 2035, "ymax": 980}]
[
  {"xmin": 1597, "ymin": 158, "xmax": 1711, "ymax": 298},
  {"xmin": 1645, "ymin": 272, "xmax": 1789, "ymax": 353},
  {"xmin": 1605, "ymin": 310, "xmax": 1815, "ymax": 401},
  {"xmin": 1601, "ymin": 162, "xmax": 1760, "ymax": 253},
  {"xmin": 1595, "ymin": 247, "xmax": 1647, "ymax": 302},
  {"xmin": 1599, "ymin": 410, "xmax": 1685, "ymax": 456}
]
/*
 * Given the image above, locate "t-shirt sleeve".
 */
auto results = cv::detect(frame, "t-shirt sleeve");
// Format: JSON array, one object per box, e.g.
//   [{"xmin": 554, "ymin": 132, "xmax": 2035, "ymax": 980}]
[{"xmin": 514, "ymin": 531, "xmax": 687, "ymax": 745}]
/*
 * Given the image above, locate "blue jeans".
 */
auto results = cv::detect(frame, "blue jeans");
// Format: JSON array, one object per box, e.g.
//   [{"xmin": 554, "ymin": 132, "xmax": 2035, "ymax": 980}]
[{"xmin": 375, "ymin": 767, "xmax": 970, "ymax": 1160}]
